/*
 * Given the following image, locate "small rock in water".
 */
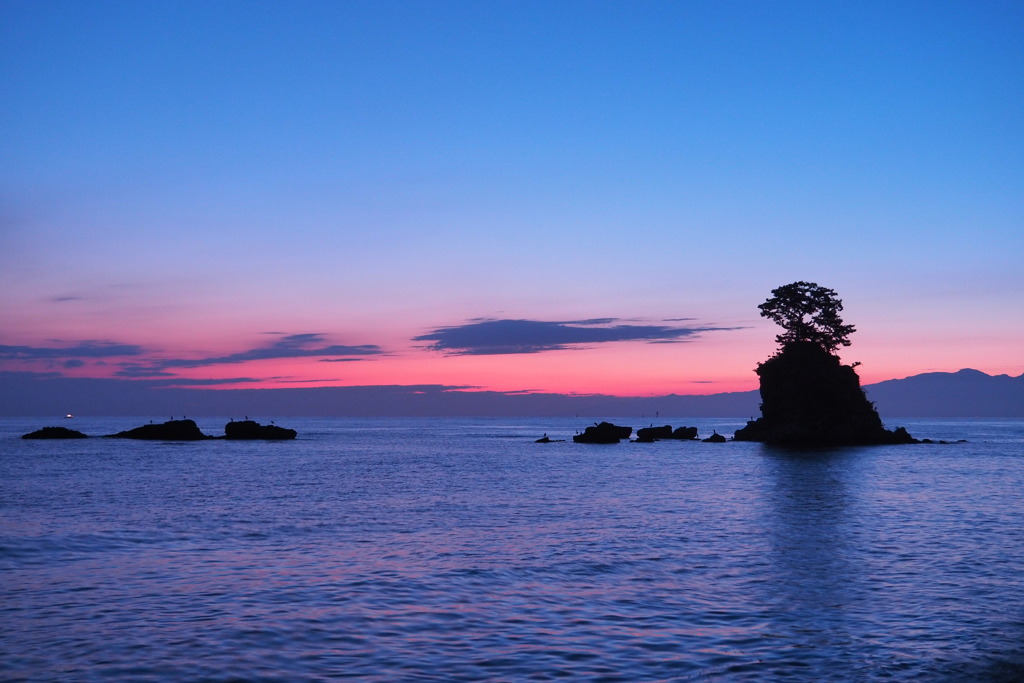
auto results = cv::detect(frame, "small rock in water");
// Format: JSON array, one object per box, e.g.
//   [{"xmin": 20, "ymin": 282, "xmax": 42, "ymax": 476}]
[
  {"xmin": 224, "ymin": 419, "xmax": 297, "ymax": 440},
  {"xmin": 22, "ymin": 426, "xmax": 89, "ymax": 439}
]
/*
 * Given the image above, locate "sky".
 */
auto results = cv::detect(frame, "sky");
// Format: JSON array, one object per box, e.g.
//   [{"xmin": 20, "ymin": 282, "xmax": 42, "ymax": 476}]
[{"xmin": 1, "ymin": 0, "xmax": 1022, "ymax": 407}]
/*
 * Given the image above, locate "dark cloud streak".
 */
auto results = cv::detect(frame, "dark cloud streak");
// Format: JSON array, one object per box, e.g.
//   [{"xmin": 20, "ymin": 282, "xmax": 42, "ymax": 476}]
[
  {"xmin": 2, "ymin": 334, "xmax": 383, "ymax": 383},
  {"xmin": 414, "ymin": 318, "xmax": 742, "ymax": 355},
  {"xmin": 114, "ymin": 333, "xmax": 383, "ymax": 376},
  {"xmin": 158, "ymin": 334, "xmax": 382, "ymax": 368},
  {"xmin": 0, "ymin": 341, "xmax": 145, "ymax": 360}
]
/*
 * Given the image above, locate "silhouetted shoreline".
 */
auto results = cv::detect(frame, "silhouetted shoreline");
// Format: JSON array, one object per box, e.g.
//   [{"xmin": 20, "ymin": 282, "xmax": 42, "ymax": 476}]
[
  {"xmin": 4, "ymin": 368, "xmax": 1022, "ymax": 418},
  {"xmin": 22, "ymin": 418, "xmax": 296, "ymax": 440}
]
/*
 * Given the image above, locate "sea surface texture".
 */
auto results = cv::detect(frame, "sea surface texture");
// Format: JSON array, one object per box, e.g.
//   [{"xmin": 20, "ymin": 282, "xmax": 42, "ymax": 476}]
[{"xmin": 2, "ymin": 417, "xmax": 1023, "ymax": 681}]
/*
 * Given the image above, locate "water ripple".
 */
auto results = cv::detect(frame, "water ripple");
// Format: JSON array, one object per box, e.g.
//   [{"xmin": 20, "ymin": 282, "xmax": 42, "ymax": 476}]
[{"xmin": 1, "ymin": 417, "xmax": 1023, "ymax": 680}]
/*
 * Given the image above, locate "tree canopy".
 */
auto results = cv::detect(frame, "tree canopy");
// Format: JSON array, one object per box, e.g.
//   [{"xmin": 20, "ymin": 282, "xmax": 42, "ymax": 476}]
[{"xmin": 758, "ymin": 281, "xmax": 856, "ymax": 354}]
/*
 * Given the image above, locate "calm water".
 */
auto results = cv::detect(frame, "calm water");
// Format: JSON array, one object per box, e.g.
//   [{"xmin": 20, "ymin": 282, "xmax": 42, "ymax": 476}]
[{"xmin": 2, "ymin": 416, "xmax": 1023, "ymax": 681}]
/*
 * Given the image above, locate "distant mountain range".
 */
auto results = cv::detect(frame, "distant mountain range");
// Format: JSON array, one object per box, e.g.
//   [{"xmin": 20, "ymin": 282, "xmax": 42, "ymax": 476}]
[
  {"xmin": 572, "ymin": 368, "xmax": 1024, "ymax": 418},
  {"xmin": 1, "ymin": 368, "xmax": 1021, "ymax": 417},
  {"xmin": 864, "ymin": 368, "xmax": 1024, "ymax": 418}
]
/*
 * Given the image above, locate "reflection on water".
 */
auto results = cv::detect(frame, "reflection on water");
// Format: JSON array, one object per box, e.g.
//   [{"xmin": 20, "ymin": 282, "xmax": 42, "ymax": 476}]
[
  {"xmin": 1, "ymin": 417, "xmax": 1023, "ymax": 680},
  {"xmin": 756, "ymin": 448, "xmax": 863, "ymax": 663}
]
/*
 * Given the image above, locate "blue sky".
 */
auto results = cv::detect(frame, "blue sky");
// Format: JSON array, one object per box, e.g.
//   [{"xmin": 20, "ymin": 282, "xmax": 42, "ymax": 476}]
[{"xmin": 1, "ymin": 0, "xmax": 1021, "ymax": 404}]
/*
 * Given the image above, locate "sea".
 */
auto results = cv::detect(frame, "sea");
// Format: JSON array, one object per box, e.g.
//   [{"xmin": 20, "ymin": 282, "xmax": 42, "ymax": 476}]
[{"xmin": 2, "ymin": 416, "xmax": 1023, "ymax": 682}]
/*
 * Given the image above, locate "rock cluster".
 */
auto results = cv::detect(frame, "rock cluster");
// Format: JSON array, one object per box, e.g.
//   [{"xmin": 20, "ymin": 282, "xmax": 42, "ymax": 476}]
[
  {"xmin": 635, "ymin": 425, "xmax": 699, "ymax": 442},
  {"xmin": 558, "ymin": 422, "xmax": 703, "ymax": 443},
  {"xmin": 19, "ymin": 418, "xmax": 298, "ymax": 441}
]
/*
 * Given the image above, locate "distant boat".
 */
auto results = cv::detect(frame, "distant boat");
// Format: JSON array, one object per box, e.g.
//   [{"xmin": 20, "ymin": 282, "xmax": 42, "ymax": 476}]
[{"xmin": 65, "ymin": 413, "xmax": 74, "ymax": 419}]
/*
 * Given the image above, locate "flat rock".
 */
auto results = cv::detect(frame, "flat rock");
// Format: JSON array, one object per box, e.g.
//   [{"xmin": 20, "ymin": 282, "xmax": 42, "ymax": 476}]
[
  {"xmin": 224, "ymin": 420, "xmax": 297, "ymax": 440},
  {"xmin": 106, "ymin": 419, "xmax": 212, "ymax": 441},
  {"xmin": 22, "ymin": 426, "xmax": 89, "ymax": 439},
  {"xmin": 635, "ymin": 425, "xmax": 673, "ymax": 442}
]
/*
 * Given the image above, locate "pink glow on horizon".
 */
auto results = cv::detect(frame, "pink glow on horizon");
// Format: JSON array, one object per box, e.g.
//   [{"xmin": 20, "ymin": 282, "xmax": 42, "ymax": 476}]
[{"xmin": 1, "ymin": 318, "xmax": 1020, "ymax": 398}]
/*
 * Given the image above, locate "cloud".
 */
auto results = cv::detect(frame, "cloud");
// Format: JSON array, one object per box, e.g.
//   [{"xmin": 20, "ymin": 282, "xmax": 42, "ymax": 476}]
[
  {"xmin": 110, "ymin": 333, "xmax": 384, "ymax": 378},
  {"xmin": 413, "ymin": 318, "xmax": 741, "ymax": 355},
  {"xmin": 3, "ymin": 333, "xmax": 383, "ymax": 383},
  {"xmin": 114, "ymin": 364, "xmax": 180, "ymax": 378},
  {"xmin": 275, "ymin": 378, "xmax": 349, "ymax": 384},
  {"xmin": 113, "ymin": 366, "xmax": 264, "ymax": 385},
  {"xmin": 156, "ymin": 333, "xmax": 383, "ymax": 368},
  {"xmin": 0, "ymin": 341, "xmax": 145, "ymax": 360},
  {"xmin": 168, "ymin": 378, "xmax": 263, "ymax": 386},
  {"xmin": 149, "ymin": 377, "xmax": 264, "ymax": 387}
]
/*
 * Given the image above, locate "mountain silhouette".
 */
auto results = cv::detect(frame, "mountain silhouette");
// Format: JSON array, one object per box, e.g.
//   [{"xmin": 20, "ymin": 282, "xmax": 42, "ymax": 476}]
[
  {"xmin": 865, "ymin": 369, "xmax": 1024, "ymax": 417},
  {"xmin": 1, "ymin": 368, "xmax": 1021, "ymax": 417}
]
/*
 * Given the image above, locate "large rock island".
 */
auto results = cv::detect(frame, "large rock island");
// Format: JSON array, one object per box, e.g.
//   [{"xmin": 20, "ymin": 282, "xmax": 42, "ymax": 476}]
[
  {"xmin": 733, "ymin": 282, "xmax": 916, "ymax": 446},
  {"xmin": 106, "ymin": 419, "xmax": 213, "ymax": 440},
  {"xmin": 734, "ymin": 341, "xmax": 915, "ymax": 445}
]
